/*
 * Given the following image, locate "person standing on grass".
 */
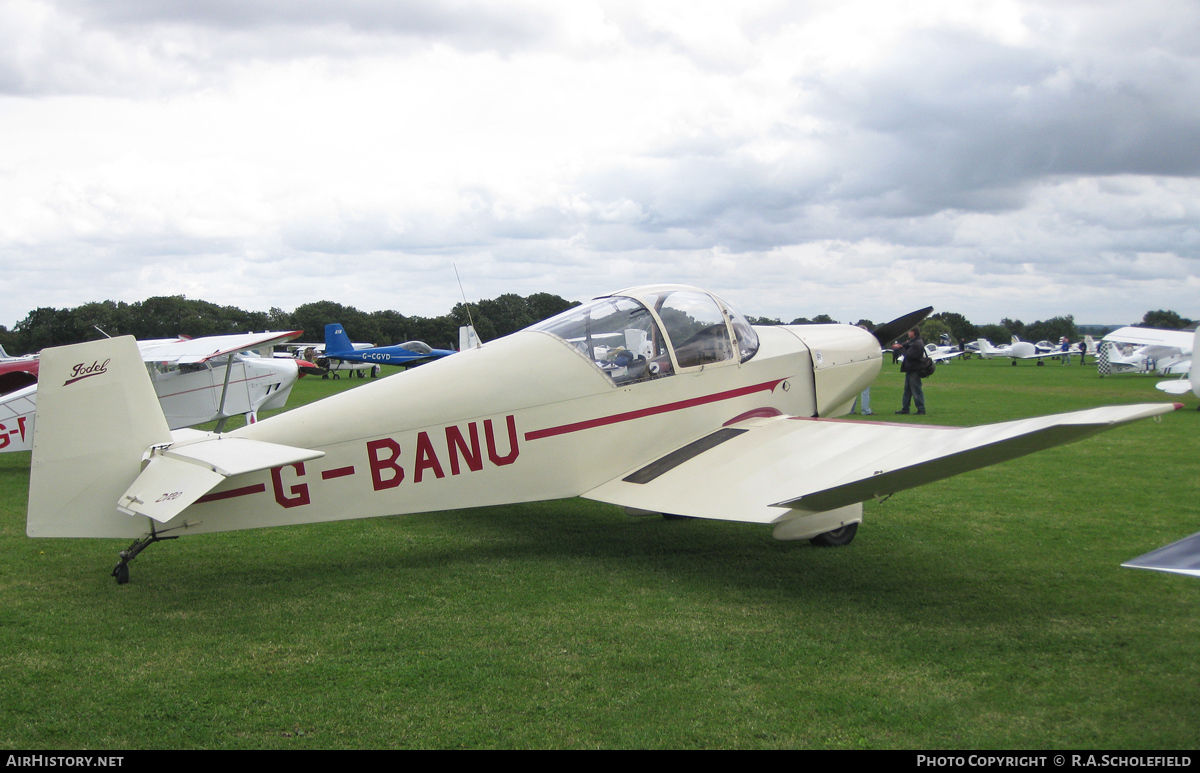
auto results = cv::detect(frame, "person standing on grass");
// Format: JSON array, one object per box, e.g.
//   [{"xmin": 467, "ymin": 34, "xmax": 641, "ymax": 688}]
[
  {"xmin": 851, "ymin": 325, "xmax": 874, "ymax": 415},
  {"xmin": 893, "ymin": 327, "xmax": 926, "ymax": 415}
]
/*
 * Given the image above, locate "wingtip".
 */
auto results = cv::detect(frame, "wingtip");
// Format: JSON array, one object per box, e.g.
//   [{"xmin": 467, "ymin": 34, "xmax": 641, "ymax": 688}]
[{"xmin": 1174, "ymin": 403, "xmax": 1185, "ymax": 410}]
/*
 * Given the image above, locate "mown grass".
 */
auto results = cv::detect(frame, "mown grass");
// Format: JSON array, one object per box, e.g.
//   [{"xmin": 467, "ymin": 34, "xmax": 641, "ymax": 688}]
[{"xmin": 1, "ymin": 359, "xmax": 1197, "ymax": 749}]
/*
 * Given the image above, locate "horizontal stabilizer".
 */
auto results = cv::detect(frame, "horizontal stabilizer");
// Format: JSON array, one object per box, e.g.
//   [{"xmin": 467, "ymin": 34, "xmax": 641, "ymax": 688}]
[
  {"xmin": 1156, "ymin": 379, "xmax": 1193, "ymax": 396},
  {"xmin": 584, "ymin": 404, "xmax": 1178, "ymax": 524},
  {"xmin": 118, "ymin": 436, "xmax": 324, "ymax": 523},
  {"xmin": 1123, "ymin": 531, "xmax": 1200, "ymax": 578},
  {"xmin": 162, "ymin": 434, "xmax": 324, "ymax": 477}
]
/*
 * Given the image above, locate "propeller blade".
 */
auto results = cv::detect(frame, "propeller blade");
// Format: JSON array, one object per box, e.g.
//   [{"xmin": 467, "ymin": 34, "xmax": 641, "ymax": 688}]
[{"xmin": 873, "ymin": 306, "xmax": 933, "ymax": 345}]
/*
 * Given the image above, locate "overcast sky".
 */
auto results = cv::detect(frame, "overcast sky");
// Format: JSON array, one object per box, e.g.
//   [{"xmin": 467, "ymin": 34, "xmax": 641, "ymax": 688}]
[{"xmin": 2, "ymin": 0, "xmax": 1198, "ymax": 330}]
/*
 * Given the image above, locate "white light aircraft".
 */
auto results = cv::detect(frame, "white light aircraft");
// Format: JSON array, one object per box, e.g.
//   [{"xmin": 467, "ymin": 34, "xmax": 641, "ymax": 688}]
[
  {"xmin": 1155, "ymin": 327, "xmax": 1200, "ymax": 403},
  {"xmin": 1103, "ymin": 326, "xmax": 1194, "ymax": 375},
  {"xmin": 138, "ymin": 331, "xmax": 307, "ymax": 430},
  {"xmin": 4, "ymin": 331, "xmax": 306, "ymax": 455},
  {"xmin": 976, "ymin": 337, "xmax": 1078, "ymax": 365},
  {"xmin": 925, "ymin": 343, "xmax": 966, "ymax": 363},
  {"xmin": 25, "ymin": 285, "xmax": 1179, "ymax": 584}
]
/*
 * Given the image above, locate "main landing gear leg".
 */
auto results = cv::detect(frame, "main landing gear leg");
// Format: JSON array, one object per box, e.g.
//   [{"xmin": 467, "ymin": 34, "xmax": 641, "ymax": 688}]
[{"xmin": 111, "ymin": 525, "xmax": 181, "ymax": 585}]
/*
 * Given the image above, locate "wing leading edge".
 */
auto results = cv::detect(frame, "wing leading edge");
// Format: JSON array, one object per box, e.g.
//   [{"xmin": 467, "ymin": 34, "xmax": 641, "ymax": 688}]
[
  {"xmin": 1123, "ymin": 531, "xmax": 1200, "ymax": 578},
  {"xmin": 583, "ymin": 404, "xmax": 1179, "ymax": 525}
]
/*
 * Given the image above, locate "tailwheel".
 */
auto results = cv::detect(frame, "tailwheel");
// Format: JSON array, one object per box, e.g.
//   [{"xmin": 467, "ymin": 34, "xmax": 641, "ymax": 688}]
[
  {"xmin": 809, "ymin": 523, "xmax": 858, "ymax": 547},
  {"xmin": 110, "ymin": 524, "xmax": 183, "ymax": 584}
]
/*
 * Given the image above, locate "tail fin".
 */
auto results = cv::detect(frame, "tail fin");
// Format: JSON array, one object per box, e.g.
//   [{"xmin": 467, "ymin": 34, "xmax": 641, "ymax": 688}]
[
  {"xmin": 324, "ymin": 323, "xmax": 354, "ymax": 354},
  {"xmin": 28, "ymin": 337, "xmax": 172, "ymax": 538},
  {"xmin": 977, "ymin": 339, "xmax": 993, "ymax": 354},
  {"xmin": 458, "ymin": 325, "xmax": 481, "ymax": 351}
]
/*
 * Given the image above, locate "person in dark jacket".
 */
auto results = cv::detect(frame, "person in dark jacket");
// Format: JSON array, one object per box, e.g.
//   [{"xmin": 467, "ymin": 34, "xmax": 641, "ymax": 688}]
[{"xmin": 893, "ymin": 327, "xmax": 926, "ymax": 415}]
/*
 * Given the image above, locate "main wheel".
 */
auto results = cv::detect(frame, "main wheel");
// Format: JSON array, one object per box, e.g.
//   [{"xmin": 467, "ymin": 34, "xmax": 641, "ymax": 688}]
[
  {"xmin": 809, "ymin": 523, "xmax": 858, "ymax": 547},
  {"xmin": 112, "ymin": 563, "xmax": 130, "ymax": 585}
]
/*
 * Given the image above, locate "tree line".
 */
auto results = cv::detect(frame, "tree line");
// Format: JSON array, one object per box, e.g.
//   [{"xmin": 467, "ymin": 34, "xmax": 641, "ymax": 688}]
[
  {"xmin": 0, "ymin": 293, "xmax": 580, "ymax": 357},
  {"xmin": 0, "ymin": 295, "xmax": 1191, "ymax": 358}
]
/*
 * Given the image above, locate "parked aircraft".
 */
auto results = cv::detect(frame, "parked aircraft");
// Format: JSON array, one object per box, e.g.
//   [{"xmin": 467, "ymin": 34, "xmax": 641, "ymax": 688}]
[
  {"xmin": 138, "ymin": 331, "xmax": 307, "ymax": 431},
  {"xmin": 3, "ymin": 331, "xmax": 306, "ymax": 455},
  {"xmin": 25, "ymin": 285, "xmax": 1178, "ymax": 584},
  {"xmin": 926, "ymin": 343, "xmax": 966, "ymax": 363},
  {"xmin": 0, "ymin": 383, "xmax": 35, "ymax": 452},
  {"xmin": 0, "ymin": 357, "xmax": 39, "ymax": 394},
  {"xmin": 0, "ymin": 359, "xmax": 41, "ymax": 452},
  {"xmin": 1155, "ymin": 327, "xmax": 1200, "ymax": 404},
  {"xmin": 976, "ymin": 337, "xmax": 1078, "ymax": 365},
  {"xmin": 319, "ymin": 324, "xmax": 457, "ymax": 369},
  {"xmin": 1103, "ymin": 326, "xmax": 1194, "ymax": 375},
  {"xmin": 283, "ymin": 342, "xmax": 380, "ymax": 379}
]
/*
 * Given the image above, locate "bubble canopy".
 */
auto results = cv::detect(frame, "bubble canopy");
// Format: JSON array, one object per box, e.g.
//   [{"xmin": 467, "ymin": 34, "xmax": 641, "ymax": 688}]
[{"xmin": 530, "ymin": 285, "xmax": 760, "ymax": 385}]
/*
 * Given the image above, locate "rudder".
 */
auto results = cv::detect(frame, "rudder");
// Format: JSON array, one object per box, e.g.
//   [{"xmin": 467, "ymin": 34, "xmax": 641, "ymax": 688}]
[
  {"xmin": 27, "ymin": 337, "xmax": 171, "ymax": 538},
  {"xmin": 324, "ymin": 323, "xmax": 355, "ymax": 355}
]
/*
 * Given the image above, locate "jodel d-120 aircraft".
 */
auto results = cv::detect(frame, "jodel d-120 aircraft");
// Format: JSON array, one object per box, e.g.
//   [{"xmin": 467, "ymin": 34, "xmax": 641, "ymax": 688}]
[{"xmin": 25, "ymin": 285, "xmax": 1178, "ymax": 583}]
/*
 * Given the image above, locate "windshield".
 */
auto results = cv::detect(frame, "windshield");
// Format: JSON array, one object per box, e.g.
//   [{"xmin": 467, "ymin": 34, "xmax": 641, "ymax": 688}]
[
  {"xmin": 531, "ymin": 297, "xmax": 670, "ymax": 384},
  {"xmin": 711, "ymin": 293, "xmax": 759, "ymax": 363}
]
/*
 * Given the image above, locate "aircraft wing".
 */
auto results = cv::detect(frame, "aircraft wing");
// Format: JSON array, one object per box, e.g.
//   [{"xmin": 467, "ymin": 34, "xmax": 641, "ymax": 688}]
[
  {"xmin": 139, "ymin": 331, "xmax": 304, "ymax": 364},
  {"xmin": 1123, "ymin": 531, "xmax": 1200, "ymax": 578},
  {"xmin": 1103, "ymin": 327, "xmax": 1194, "ymax": 351},
  {"xmin": 584, "ymin": 404, "xmax": 1179, "ymax": 524}
]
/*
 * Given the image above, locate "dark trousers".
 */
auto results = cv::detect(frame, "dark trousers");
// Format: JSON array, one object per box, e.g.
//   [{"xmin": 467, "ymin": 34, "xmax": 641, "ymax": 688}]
[{"xmin": 902, "ymin": 370, "xmax": 925, "ymax": 413}]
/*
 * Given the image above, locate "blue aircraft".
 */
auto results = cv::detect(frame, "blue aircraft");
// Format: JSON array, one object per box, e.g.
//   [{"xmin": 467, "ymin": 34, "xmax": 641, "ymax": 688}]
[{"xmin": 318, "ymin": 324, "xmax": 457, "ymax": 369}]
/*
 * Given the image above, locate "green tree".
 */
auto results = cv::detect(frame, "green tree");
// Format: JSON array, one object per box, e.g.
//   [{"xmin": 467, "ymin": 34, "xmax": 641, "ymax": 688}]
[
  {"xmin": 931, "ymin": 312, "xmax": 975, "ymax": 346},
  {"xmin": 1024, "ymin": 315, "xmax": 1077, "ymax": 343},
  {"xmin": 1000, "ymin": 318, "xmax": 1026, "ymax": 339},
  {"xmin": 977, "ymin": 324, "xmax": 1011, "ymax": 344},
  {"xmin": 918, "ymin": 318, "xmax": 950, "ymax": 344},
  {"xmin": 1140, "ymin": 310, "xmax": 1192, "ymax": 329}
]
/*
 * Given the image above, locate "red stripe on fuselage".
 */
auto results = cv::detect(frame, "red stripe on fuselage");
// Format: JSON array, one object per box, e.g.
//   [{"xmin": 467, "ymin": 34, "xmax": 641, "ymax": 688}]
[{"xmin": 524, "ymin": 379, "xmax": 784, "ymax": 441}]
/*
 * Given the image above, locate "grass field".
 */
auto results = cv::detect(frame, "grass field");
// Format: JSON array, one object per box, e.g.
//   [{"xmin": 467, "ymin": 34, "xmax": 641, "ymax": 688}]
[{"xmin": 1, "ymin": 358, "xmax": 1197, "ymax": 749}]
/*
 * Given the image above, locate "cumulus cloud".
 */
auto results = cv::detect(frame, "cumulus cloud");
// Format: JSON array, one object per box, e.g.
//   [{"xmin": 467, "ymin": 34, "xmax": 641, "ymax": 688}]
[{"xmin": 0, "ymin": 0, "xmax": 1198, "ymax": 329}]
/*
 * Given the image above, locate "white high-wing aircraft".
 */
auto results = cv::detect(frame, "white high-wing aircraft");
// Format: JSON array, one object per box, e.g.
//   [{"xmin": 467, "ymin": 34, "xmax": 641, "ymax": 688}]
[
  {"xmin": 1126, "ymin": 330, "xmax": 1200, "ymax": 578},
  {"xmin": 1155, "ymin": 327, "xmax": 1200, "ymax": 403},
  {"xmin": 137, "ymin": 331, "xmax": 307, "ymax": 430},
  {"xmin": 3, "ymin": 331, "xmax": 306, "ymax": 455},
  {"xmin": 25, "ymin": 285, "xmax": 1178, "ymax": 584},
  {"xmin": 1103, "ymin": 326, "xmax": 1194, "ymax": 375}
]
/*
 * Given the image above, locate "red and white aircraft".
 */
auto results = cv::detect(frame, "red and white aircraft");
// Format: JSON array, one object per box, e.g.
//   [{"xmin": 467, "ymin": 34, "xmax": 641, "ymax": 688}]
[
  {"xmin": 3, "ymin": 331, "xmax": 306, "ymax": 454},
  {"xmin": 24, "ymin": 285, "xmax": 1179, "ymax": 583}
]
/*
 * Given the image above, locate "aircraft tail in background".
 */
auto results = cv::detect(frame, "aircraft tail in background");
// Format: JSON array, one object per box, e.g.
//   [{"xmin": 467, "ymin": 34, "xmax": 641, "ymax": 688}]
[{"xmin": 324, "ymin": 323, "xmax": 355, "ymax": 355}]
